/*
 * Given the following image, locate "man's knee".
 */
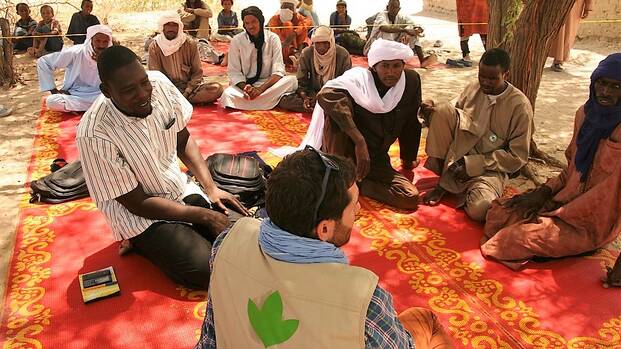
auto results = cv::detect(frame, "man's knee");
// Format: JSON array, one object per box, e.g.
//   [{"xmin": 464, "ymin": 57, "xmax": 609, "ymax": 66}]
[
  {"xmin": 429, "ymin": 101, "xmax": 457, "ymax": 126},
  {"xmin": 191, "ymin": 83, "xmax": 224, "ymax": 104},
  {"xmin": 464, "ymin": 197, "xmax": 493, "ymax": 222}
]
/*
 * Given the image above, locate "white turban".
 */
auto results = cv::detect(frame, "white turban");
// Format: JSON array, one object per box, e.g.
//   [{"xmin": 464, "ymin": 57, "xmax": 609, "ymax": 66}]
[
  {"xmin": 154, "ymin": 12, "xmax": 187, "ymax": 57},
  {"xmin": 367, "ymin": 38, "xmax": 414, "ymax": 67},
  {"xmin": 311, "ymin": 26, "xmax": 336, "ymax": 85},
  {"xmin": 281, "ymin": 0, "xmax": 299, "ymax": 6},
  {"xmin": 83, "ymin": 24, "xmax": 113, "ymax": 60}
]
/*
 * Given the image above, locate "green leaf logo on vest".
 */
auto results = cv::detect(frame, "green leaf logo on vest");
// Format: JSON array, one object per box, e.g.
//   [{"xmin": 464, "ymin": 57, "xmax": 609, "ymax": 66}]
[{"xmin": 247, "ymin": 291, "xmax": 299, "ymax": 347}]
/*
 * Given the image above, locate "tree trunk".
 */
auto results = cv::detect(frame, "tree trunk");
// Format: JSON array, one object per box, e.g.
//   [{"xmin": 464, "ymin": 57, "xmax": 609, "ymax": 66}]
[
  {"xmin": 504, "ymin": 0, "xmax": 576, "ymax": 109},
  {"xmin": 487, "ymin": 0, "xmax": 521, "ymax": 49},
  {"xmin": 0, "ymin": 17, "xmax": 15, "ymax": 87},
  {"xmin": 487, "ymin": 1, "xmax": 578, "ymax": 180}
]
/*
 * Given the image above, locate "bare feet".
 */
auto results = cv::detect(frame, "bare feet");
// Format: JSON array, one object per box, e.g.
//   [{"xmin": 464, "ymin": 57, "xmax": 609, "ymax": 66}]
[{"xmin": 422, "ymin": 185, "xmax": 446, "ymax": 206}]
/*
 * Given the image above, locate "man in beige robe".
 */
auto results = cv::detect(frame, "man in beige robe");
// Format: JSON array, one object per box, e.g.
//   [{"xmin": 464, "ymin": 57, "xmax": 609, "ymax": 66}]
[
  {"xmin": 421, "ymin": 48, "xmax": 532, "ymax": 222},
  {"xmin": 549, "ymin": 0, "xmax": 593, "ymax": 72},
  {"xmin": 179, "ymin": 0, "xmax": 212, "ymax": 39},
  {"xmin": 148, "ymin": 13, "xmax": 223, "ymax": 104}
]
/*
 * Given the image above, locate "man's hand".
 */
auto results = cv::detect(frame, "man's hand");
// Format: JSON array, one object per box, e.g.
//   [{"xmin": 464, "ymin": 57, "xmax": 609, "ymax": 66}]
[
  {"xmin": 354, "ymin": 141, "xmax": 371, "ymax": 181},
  {"xmin": 420, "ymin": 99, "xmax": 435, "ymax": 126},
  {"xmin": 243, "ymin": 85, "xmax": 262, "ymax": 100},
  {"xmin": 50, "ymin": 88, "xmax": 71, "ymax": 95},
  {"xmin": 284, "ymin": 31, "xmax": 297, "ymax": 47},
  {"xmin": 503, "ymin": 186, "xmax": 552, "ymax": 218},
  {"xmin": 206, "ymin": 186, "xmax": 251, "ymax": 216},
  {"xmin": 447, "ymin": 159, "xmax": 469, "ymax": 182},
  {"xmin": 303, "ymin": 96, "xmax": 315, "ymax": 110},
  {"xmin": 183, "ymin": 87, "xmax": 197, "ymax": 100},
  {"xmin": 184, "ymin": 7, "xmax": 195, "ymax": 14},
  {"xmin": 197, "ymin": 208, "xmax": 231, "ymax": 236}
]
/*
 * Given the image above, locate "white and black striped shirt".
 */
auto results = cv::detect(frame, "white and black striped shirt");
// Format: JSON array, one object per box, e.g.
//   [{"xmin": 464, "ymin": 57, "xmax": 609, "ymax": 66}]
[{"xmin": 76, "ymin": 71, "xmax": 202, "ymax": 240}]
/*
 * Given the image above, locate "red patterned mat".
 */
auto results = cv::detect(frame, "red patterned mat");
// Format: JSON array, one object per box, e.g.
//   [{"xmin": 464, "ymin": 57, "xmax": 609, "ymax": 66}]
[{"xmin": 1, "ymin": 102, "xmax": 620, "ymax": 348}]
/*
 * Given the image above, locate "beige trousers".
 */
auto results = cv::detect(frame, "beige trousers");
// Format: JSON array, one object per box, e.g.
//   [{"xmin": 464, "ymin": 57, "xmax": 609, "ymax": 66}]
[{"xmin": 425, "ymin": 102, "xmax": 505, "ymax": 222}]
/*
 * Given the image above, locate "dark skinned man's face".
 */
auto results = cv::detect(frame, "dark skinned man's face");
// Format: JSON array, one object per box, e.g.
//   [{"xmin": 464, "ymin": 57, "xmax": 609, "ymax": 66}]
[
  {"xmin": 101, "ymin": 60, "xmax": 153, "ymax": 118},
  {"xmin": 387, "ymin": 0, "xmax": 400, "ymax": 18},
  {"xmin": 314, "ymin": 41, "xmax": 330, "ymax": 55},
  {"xmin": 594, "ymin": 77, "xmax": 621, "ymax": 107},
  {"xmin": 90, "ymin": 33, "xmax": 110, "ymax": 60},
  {"xmin": 373, "ymin": 59, "xmax": 405, "ymax": 88},
  {"xmin": 163, "ymin": 22, "xmax": 179, "ymax": 40},
  {"xmin": 82, "ymin": 1, "xmax": 93, "ymax": 15},
  {"xmin": 478, "ymin": 63, "xmax": 509, "ymax": 95},
  {"xmin": 243, "ymin": 15, "xmax": 261, "ymax": 37}
]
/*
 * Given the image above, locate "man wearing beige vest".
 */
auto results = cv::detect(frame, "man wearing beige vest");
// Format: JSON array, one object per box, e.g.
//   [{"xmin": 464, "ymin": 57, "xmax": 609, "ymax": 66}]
[
  {"xmin": 195, "ymin": 148, "xmax": 454, "ymax": 349},
  {"xmin": 421, "ymin": 48, "xmax": 533, "ymax": 222}
]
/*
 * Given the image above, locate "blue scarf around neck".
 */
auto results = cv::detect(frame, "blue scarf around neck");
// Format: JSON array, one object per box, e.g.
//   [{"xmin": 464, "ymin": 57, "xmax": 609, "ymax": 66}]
[{"xmin": 258, "ymin": 219, "xmax": 348, "ymax": 264}]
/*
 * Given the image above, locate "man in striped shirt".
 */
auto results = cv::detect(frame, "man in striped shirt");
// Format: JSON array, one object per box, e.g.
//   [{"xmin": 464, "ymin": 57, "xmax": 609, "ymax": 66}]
[{"xmin": 76, "ymin": 45, "xmax": 248, "ymax": 289}]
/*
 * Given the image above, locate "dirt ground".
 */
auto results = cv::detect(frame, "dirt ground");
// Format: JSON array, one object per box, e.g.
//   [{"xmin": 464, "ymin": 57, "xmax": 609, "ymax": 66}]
[{"xmin": 0, "ymin": 4, "xmax": 618, "ymax": 312}]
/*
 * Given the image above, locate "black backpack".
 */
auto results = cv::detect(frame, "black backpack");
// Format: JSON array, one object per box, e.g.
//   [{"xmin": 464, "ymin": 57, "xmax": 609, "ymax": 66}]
[
  {"xmin": 206, "ymin": 153, "xmax": 270, "ymax": 208},
  {"xmin": 29, "ymin": 160, "xmax": 89, "ymax": 204}
]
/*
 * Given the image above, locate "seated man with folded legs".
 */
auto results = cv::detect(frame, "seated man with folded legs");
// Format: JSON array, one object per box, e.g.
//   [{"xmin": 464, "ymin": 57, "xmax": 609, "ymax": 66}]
[
  {"xmin": 37, "ymin": 25, "xmax": 112, "ymax": 112},
  {"xmin": 421, "ymin": 48, "xmax": 532, "ymax": 222},
  {"xmin": 220, "ymin": 6, "xmax": 297, "ymax": 111},
  {"xmin": 364, "ymin": 0, "xmax": 436, "ymax": 68},
  {"xmin": 268, "ymin": 0, "xmax": 311, "ymax": 66},
  {"xmin": 482, "ymin": 53, "xmax": 621, "ymax": 271},
  {"xmin": 278, "ymin": 26, "xmax": 352, "ymax": 113},
  {"xmin": 196, "ymin": 147, "xmax": 454, "ymax": 348},
  {"xmin": 148, "ymin": 13, "xmax": 223, "ymax": 104},
  {"xmin": 299, "ymin": 39, "xmax": 422, "ymax": 210},
  {"xmin": 77, "ymin": 46, "xmax": 249, "ymax": 289}
]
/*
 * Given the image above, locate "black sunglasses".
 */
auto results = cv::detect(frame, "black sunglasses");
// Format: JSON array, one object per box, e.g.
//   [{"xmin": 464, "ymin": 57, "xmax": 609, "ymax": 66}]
[{"xmin": 305, "ymin": 145, "xmax": 340, "ymax": 224}]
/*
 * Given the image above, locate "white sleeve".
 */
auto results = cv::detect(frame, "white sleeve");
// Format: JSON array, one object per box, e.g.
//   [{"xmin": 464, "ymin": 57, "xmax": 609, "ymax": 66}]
[
  {"xmin": 269, "ymin": 33, "xmax": 286, "ymax": 77},
  {"xmin": 37, "ymin": 50, "xmax": 75, "ymax": 91},
  {"xmin": 227, "ymin": 36, "xmax": 247, "ymax": 86}
]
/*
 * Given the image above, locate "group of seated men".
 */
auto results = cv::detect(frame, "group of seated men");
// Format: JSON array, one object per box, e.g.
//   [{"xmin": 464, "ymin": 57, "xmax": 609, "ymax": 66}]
[{"xmin": 31, "ymin": 0, "xmax": 621, "ymax": 347}]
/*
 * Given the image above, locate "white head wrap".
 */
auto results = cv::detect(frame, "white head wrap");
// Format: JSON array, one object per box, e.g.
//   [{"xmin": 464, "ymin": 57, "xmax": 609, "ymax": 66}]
[
  {"xmin": 280, "ymin": 0, "xmax": 299, "ymax": 6},
  {"xmin": 311, "ymin": 25, "xmax": 336, "ymax": 85},
  {"xmin": 84, "ymin": 24, "xmax": 112, "ymax": 60},
  {"xmin": 154, "ymin": 12, "xmax": 187, "ymax": 57},
  {"xmin": 367, "ymin": 38, "xmax": 413, "ymax": 67}
]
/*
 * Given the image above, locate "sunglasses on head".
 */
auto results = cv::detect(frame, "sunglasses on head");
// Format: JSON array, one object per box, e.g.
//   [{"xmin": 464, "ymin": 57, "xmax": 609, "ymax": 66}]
[{"xmin": 305, "ymin": 145, "xmax": 340, "ymax": 224}]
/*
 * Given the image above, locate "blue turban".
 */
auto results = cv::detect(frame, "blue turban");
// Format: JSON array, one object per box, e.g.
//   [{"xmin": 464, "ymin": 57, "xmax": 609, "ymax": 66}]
[{"xmin": 575, "ymin": 53, "xmax": 621, "ymax": 182}]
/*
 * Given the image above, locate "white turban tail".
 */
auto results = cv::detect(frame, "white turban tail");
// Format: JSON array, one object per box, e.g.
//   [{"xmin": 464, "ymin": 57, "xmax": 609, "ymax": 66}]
[
  {"xmin": 367, "ymin": 38, "xmax": 414, "ymax": 67},
  {"xmin": 155, "ymin": 12, "xmax": 187, "ymax": 57},
  {"xmin": 311, "ymin": 25, "xmax": 336, "ymax": 85}
]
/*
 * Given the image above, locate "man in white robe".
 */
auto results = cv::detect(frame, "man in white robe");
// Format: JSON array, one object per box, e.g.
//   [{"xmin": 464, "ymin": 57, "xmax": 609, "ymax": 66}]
[
  {"xmin": 37, "ymin": 24, "xmax": 112, "ymax": 112},
  {"xmin": 364, "ymin": 0, "xmax": 436, "ymax": 68},
  {"xmin": 220, "ymin": 6, "xmax": 297, "ymax": 111}
]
